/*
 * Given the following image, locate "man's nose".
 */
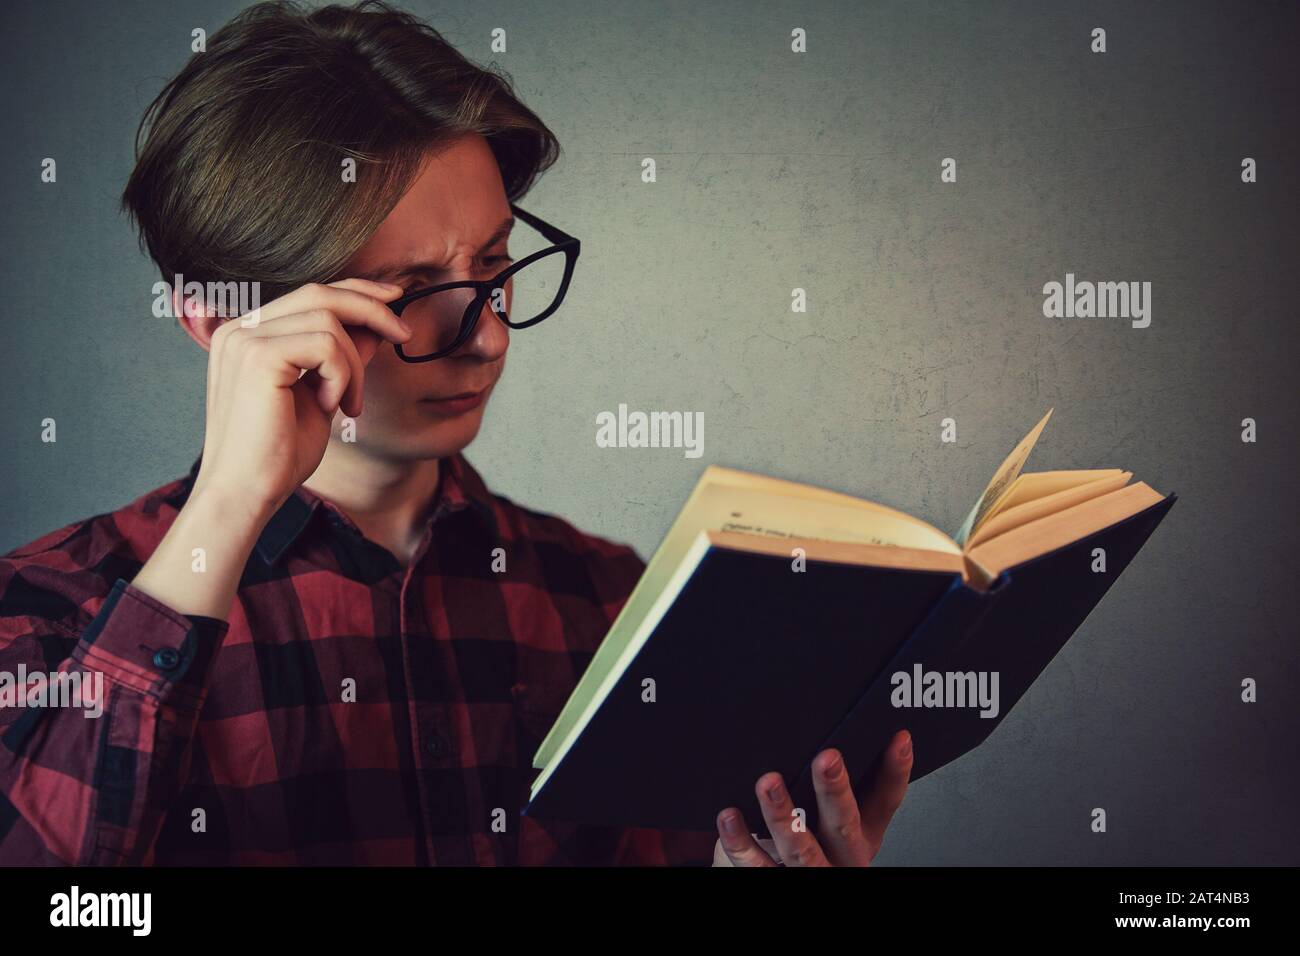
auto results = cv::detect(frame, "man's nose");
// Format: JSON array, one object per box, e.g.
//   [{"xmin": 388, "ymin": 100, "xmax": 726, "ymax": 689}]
[{"xmin": 458, "ymin": 296, "xmax": 510, "ymax": 360}]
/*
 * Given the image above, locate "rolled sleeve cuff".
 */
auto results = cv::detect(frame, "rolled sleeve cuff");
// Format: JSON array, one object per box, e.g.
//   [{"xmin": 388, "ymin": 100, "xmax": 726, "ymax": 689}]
[{"xmin": 69, "ymin": 578, "xmax": 230, "ymax": 714}]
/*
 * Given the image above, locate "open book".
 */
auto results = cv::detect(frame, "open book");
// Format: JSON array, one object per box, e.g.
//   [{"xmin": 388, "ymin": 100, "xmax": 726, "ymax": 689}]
[{"xmin": 523, "ymin": 410, "xmax": 1176, "ymax": 832}]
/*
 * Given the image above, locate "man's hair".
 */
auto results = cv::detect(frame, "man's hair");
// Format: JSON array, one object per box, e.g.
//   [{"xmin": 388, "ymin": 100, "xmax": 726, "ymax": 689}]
[{"xmin": 121, "ymin": 0, "xmax": 560, "ymax": 305}]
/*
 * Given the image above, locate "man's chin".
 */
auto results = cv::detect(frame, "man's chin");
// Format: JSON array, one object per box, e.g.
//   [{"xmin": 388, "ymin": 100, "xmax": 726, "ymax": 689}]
[
  {"xmin": 329, "ymin": 403, "xmax": 487, "ymax": 462},
  {"xmin": 396, "ymin": 408, "xmax": 485, "ymax": 460}
]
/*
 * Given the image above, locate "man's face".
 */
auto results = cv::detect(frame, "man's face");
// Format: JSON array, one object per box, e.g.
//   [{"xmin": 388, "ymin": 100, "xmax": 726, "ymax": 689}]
[{"xmin": 335, "ymin": 133, "xmax": 512, "ymax": 461}]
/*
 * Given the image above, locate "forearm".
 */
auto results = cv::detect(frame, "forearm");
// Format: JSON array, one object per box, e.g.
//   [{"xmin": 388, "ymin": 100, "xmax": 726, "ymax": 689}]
[{"xmin": 130, "ymin": 487, "xmax": 271, "ymax": 620}]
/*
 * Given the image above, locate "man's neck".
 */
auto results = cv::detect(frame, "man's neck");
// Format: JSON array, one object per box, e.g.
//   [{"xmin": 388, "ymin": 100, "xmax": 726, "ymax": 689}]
[{"xmin": 301, "ymin": 441, "xmax": 442, "ymax": 568}]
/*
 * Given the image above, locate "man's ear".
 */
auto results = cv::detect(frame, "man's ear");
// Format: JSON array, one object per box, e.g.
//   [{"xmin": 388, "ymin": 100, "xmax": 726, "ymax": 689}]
[{"xmin": 174, "ymin": 287, "xmax": 224, "ymax": 352}]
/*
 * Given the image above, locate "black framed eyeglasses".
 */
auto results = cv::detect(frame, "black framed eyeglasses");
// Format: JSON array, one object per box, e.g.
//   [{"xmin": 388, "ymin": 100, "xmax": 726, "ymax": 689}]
[{"xmin": 386, "ymin": 203, "xmax": 580, "ymax": 362}]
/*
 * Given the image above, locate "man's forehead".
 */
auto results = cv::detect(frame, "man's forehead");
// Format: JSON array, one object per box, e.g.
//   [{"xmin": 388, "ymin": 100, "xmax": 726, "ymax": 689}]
[{"xmin": 347, "ymin": 140, "xmax": 511, "ymax": 273}]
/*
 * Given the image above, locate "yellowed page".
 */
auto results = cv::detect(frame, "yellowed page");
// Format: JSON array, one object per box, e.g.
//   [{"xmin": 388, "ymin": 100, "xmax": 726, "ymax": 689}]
[
  {"xmin": 967, "ymin": 481, "xmax": 1164, "ymax": 575},
  {"xmin": 954, "ymin": 409, "xmax": 1054, "ymax": 545},
  {"xmin": 696, "ymin": 482, "xmax": 962, "ymax": 553},
  {"xmin": 707, "ymin": 529, "xmax": 966, "ymax": 574},
  {"xmin": 700, "ymin": 464, "xmax": 955, "ymax": 545},
  {"xmin": 967, "ymin": 472, "xmax": 1132, "ymax": 548},
  {"xmin": 974, "ymin": 468, "xmax": 1127, "ymax": 532}
]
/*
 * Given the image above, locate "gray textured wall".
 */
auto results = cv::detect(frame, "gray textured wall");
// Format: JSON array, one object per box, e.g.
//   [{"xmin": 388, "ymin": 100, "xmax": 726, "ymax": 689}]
[{"xmin": 1, "ymin": 0, "xmax": 1296, "ymax": 864}]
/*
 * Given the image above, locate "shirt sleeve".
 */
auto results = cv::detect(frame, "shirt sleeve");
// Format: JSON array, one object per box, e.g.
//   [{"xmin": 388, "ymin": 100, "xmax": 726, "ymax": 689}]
[
  {"xmin": 612, "ymin": 825, "xmax": 719, "ymax": 867},
  {"xmin": 0, "ymin": 575, "xmax": 228, "ymax": 865}
]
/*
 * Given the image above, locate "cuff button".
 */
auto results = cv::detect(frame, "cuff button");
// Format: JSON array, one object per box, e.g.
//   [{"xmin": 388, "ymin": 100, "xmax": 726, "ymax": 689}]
[{"xmin": 152, "ymin": 647, "xmax": 182, "ymax": 672}]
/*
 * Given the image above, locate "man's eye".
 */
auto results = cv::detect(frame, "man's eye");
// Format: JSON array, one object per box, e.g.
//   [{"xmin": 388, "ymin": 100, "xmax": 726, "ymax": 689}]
[{"xmin": 398, "ymin": 254, "xmax": 513, "ymax": 293}]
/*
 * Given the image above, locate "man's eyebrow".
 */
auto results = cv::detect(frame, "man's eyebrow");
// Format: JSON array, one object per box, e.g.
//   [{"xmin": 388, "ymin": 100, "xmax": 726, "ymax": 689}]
[{"xmin": 357, "ymin": 216, "xmax": 515, "ymax": 281}]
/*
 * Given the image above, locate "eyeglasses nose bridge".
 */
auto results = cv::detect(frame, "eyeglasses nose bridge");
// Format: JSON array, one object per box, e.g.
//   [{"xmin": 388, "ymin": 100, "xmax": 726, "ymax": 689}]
[{"xmin": 462, "ymin": 282, "xmax": 513, "ymax": 335}]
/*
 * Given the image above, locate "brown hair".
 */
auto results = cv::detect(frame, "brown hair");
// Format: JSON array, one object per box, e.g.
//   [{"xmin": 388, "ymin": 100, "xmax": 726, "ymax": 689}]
[{"xmin": 121, "ymin": 0, "xmax": 560, "ymax": 305}]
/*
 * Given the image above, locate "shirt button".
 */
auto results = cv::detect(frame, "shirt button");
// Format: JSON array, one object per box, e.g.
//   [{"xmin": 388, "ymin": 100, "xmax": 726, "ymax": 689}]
[
  {"xmin": 152, "ymin": 647, "xmax": 181, "ymax": 672},
  {"xmin": 424, "ymin": 734, "xmax": 448, "ymax": 758}
]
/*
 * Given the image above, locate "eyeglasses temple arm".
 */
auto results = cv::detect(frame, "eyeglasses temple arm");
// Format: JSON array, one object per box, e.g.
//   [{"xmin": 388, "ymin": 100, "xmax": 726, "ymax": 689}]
[{"xmin": 510, "ymin": 203, "xmax": 576, "ymax": 246}]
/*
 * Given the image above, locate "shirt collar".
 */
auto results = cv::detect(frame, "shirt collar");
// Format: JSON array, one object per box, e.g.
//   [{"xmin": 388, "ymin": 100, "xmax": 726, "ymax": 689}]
[{"xmin": 179, "ymin": 451, "xmax": 500, "ymax": 567}]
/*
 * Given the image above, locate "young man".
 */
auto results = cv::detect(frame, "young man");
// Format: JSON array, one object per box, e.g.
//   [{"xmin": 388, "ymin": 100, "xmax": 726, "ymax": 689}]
[{"xmin": 0, "ymin": 0, "xmax": 912, "ymax": 866}]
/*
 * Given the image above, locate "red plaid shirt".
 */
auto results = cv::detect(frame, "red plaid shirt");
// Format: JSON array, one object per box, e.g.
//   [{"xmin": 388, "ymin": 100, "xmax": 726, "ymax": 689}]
[{"xmin": 0, "ymin": 452, "xmax": 716, "ymax": 865}]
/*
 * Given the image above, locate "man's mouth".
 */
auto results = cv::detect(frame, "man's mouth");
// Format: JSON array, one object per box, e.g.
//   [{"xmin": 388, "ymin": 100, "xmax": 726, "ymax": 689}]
[
  {"xmin": 420, "ymin": 387, "xmax": 489, "ymax": 414},
  {"xmin": 425, "ymin": 389, "xmax": 482, "ymax": 401}
]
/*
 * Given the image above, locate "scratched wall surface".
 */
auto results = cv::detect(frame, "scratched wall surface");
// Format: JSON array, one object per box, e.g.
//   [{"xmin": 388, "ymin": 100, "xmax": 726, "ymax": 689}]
[{"xmin": 0, "ymin": 0, "xmax": 1296, "ymax": 864}]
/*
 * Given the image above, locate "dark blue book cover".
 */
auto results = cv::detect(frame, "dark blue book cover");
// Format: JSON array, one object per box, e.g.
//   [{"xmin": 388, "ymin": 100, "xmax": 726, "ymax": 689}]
[{"xmin": 523, "ymin": 492, "xmax": 1175, "ymax": 833}]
